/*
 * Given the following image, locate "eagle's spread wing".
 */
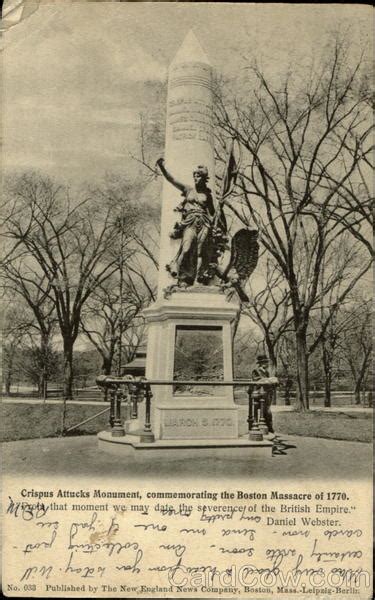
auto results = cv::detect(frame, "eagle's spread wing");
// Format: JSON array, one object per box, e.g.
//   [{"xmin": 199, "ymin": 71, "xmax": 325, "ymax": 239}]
[
  {"xmin": 224, "ymin": 229, "xmax": 259, "ymax": 279},
  {"xmin": 222, "ymin": 229, "xmax": 259, "ymax": 302}
]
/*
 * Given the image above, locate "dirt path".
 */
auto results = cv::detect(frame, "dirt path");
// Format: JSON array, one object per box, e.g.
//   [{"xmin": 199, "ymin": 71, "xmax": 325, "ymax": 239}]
[{"xmin": 2, "ymin": 434, "xmax": 371, "ymax": 480}]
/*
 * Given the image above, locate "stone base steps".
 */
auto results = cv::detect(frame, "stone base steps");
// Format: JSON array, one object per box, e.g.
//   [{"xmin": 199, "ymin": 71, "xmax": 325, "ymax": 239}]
[{"xmin": 98, "ymin": 430, "xmax": 273, "ymax": 453}]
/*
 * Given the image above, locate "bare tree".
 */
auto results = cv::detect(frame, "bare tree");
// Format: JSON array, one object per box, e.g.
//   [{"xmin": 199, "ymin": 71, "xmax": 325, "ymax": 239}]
[
  {"xmin": 242, "ymin": 255, "xmax": 293, "ymax": 375},
  {"xmin": 0, "ymin": 266, "xmax": 57, "ymax": 398},
  {"xmin": 305, "ymin": 234, "xmax": 368, "ymax": 406},
  {"xmin": 337, "ymin": 298, "xmax": 372, "ymax": 405},
  {"xmin": 80, "ymin": 190, "xmax": 159, "ymax": 377},
  {"xmin": 121, "ymin": 319, "xmax": 147, "ymax": 365},
  {"xmin": 215, "ymin": 36, "xmax": 373, "ymax": 410},
  {"xmin": 2, "ymin": 173, "xmax": 140, "ymax": 416},
  {"xmin": 1, "ymin": 297, "xmax": 59, "ymax": 398},
  {"xmin": 19, "ymin": 337, "xmax": 61, "ymax": 398},
  {"xmin": 323, "ymin": 108, "xmax": 373, "ymax": 258},
  {"xmin": 1, "ymin": 302, "xmax": 29, "ymax": 395},
  {"xmin": 80, "ymin": 268, "xmax": 154, "ymax": 377}
]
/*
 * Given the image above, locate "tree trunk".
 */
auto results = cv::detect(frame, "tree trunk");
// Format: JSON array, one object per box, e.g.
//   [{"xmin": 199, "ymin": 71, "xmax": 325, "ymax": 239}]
[
  {"xmin": 101, "ymin": 356, "xmax": 112, "ymax": 402},
  {"xmin": 324, "ymin": 376, "xmax": 331, "ymax": 408},
  {"xmin": 265, "ymin": 338, "xmax": 277, "ymax": 404},
  {"xmin": 5, "ymin": 372, "xmax": 12, "ymax": 395},
  {"xmin": 354, "ymin": 383, "xmax": 361, "ymax": 405},
  {"xmin": 38, "ymin": 369, "xmax": 48, "ymax": 400},
  {"xmin": 102, "ymin": 357, "xmax": 112, "ymax": 376},
  {"xmin": 353, "ymin": 351, "xmax": 371, "ymax": 406},
  {"xmin": 295, "ymin": 326, "xmax": 309, "ymax": 411},
  {"xmin": 265, "ymin": 341, "xmax": 277, "ymax": 376},
  {"xmin": 284, "ymin": 377, "xmax": 292, "ymax": 406},
  {"xmin": 61, "ymin": 339, "xmax": 74, "ymax": 435},
  {"xmin": 39, "ymin": 334, "xmax": 50, "ymax": 400},
  {"xmin": 4, "ymin": 352, "xmax": 14, "ymax": 395},
  {"xmin": 63, "ymin": 340, "xmax": 74, "ymax": 399},
  {"xmin": 321, "ymin": 344, "xmax": 332, "ymax": 407}
]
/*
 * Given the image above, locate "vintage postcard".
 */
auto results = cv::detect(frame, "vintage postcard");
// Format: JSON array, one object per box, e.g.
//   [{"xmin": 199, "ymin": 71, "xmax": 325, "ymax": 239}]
[{"xmin": 1, "ymin": 2, "xmax": 373, "ymax": 599}]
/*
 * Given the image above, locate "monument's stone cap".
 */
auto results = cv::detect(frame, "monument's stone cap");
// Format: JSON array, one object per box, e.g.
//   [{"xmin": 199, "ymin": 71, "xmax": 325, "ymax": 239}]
[{"xmin": 171, "ymin": 29, "xmax": 211, "ymax": 66}]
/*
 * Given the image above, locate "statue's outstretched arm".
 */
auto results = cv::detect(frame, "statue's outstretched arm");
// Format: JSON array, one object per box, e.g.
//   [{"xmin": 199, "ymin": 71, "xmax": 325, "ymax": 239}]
[{"xmin": 156, "ymin": 158, "xmax": 186, "ymax": 193}]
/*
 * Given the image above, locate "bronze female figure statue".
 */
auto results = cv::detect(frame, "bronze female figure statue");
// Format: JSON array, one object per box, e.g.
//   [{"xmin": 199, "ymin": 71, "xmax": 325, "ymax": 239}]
[{"xmin": 156, "ymin": 158, "xmax": 216, "ymax": 286}]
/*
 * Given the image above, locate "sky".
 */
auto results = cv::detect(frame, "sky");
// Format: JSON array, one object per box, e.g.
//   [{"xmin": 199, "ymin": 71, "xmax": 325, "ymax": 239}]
[
  {"xmin": 2, "ymin": 2, "xmax": 372, "ymax": 351},
  {"xmin": 3, "ymin": 2, "xmax": 373, "ymax": 185}
]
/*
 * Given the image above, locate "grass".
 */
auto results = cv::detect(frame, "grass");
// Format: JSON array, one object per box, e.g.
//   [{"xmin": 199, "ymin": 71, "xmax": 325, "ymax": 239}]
[
  {"xmin": 1, "ymin": 401, "xmax": 372, "ymax": 444},
  {"xmin": 0, "ymin": 402, "xmax": 110, "ymax": 442},
  {"xmin": 274, "ymin": 409, "xmax": 372, "ymax": 443}
]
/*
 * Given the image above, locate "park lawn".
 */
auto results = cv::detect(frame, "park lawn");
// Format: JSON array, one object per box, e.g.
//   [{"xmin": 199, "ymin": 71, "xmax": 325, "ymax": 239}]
[
  {"xmin": 1, "ymin": 402, "xmax": 372, "ymax": 443},
  {"xmin": 274, "ymin": 409, "xmax": 372, "ymax": 443},
  {"xmin": 0, "ymin": 402, "xmax": 110, "ymax": 442}
]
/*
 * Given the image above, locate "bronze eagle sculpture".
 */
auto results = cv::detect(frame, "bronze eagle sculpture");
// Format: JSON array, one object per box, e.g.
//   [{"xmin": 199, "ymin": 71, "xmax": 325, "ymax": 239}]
[{"xmin": 215, "ymin": 228, "xmax": 259, "ymax": 302}]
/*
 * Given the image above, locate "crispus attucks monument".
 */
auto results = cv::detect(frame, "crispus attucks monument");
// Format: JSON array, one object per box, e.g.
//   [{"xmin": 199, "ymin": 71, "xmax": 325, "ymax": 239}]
[{"xmin": 97, "ymin": 31, "xmax": 275, "ymax": 452}]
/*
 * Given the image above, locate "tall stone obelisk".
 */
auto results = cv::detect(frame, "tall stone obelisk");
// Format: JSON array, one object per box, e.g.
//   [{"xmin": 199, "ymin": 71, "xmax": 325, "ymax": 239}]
[
  {"xmin": 143, "ymin": 31, "xmax": 240, "ymax": 441},
  {"xmin": 158, "ymin": 30, "xmax": 215, "ymax": 295}
]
